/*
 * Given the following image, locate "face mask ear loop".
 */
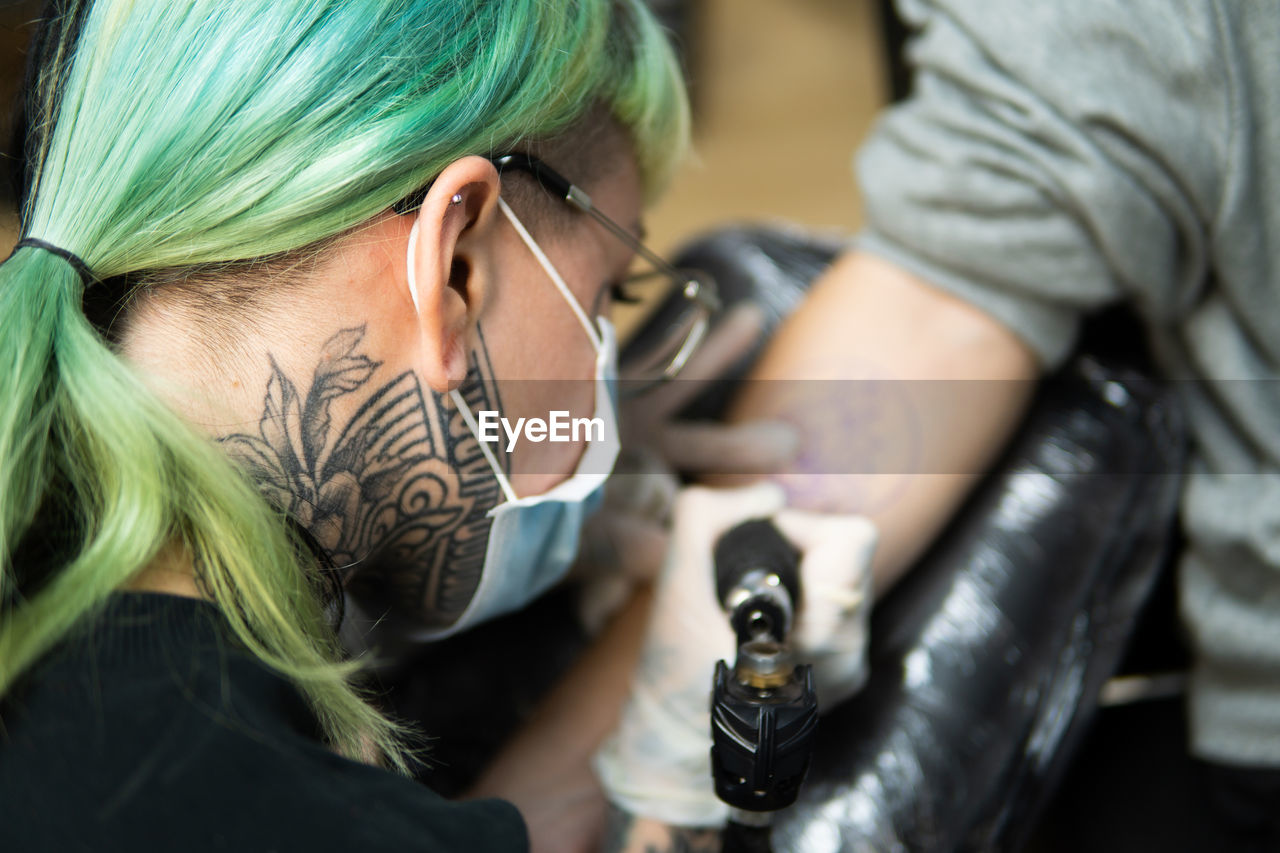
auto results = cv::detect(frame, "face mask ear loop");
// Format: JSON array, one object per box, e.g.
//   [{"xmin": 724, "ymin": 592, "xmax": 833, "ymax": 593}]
[
  {"xmin": 497, "ymin": 197, "xmax": 603, "ymax": 352},
  {"xmin": 449, "ymin": 388, "xmax": 520, "ymax": 504},
  {"xmin": 406, "ymin": 220, "xmax": 424, "ymax": 316},
  {"xmin": 409, "ymin": 218, "xmax": 517, "ymax": 503}
]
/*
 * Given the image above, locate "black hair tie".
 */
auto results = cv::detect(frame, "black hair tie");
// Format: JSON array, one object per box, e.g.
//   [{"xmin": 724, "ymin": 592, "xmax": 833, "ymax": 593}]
[{"xmin": 11, "ymin": 237, "xmax": 97, "ymax": 286}]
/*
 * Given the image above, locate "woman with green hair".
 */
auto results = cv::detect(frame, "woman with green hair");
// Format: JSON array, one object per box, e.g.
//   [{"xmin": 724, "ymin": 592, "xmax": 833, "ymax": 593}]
[{"xmin": 0, "ymin": 1, "xmax": 878, "ymax": 850}]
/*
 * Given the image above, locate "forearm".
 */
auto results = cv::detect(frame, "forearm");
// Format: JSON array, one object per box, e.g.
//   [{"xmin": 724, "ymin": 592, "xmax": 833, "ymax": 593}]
[
  {"xmin": 466, "ymin": 584, "xmax": 727, "ymax": 852},
  {"xmin": 465, "ymin": 587, "xmax": 657, "ymax": 851},
  {"xmin": 708, "ymin": 249, "xmax": 1038, "ymax": 594},
  {"xmin": 602, "ymin": 805, "xmax": 720, "ymax": 853}
]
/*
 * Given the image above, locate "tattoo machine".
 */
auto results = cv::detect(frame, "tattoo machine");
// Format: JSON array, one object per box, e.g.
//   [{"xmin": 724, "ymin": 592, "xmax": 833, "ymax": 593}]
[{"xmin": 710, "ymin": 519, "xmax": 819, "ymax": 840}]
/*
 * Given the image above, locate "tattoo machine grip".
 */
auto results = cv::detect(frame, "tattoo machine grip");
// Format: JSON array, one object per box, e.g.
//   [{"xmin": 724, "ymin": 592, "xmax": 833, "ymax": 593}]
[
  {"xmin": 714, "ymin": 519, "xmax": 802, "ymax": 646},
  {"xmin": 711, "ymin": 519, "xmax": 818, "ymax": 818}
]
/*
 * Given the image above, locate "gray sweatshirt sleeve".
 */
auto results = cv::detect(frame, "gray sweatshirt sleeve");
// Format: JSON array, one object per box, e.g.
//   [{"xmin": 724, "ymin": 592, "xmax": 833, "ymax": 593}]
[{"xmin": 855, "ymin": 0, "xmax": 1230, "ymax": 370}]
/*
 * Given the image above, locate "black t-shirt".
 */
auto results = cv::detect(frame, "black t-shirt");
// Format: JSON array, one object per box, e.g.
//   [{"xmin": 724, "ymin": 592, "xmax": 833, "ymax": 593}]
[{"xmin": 0, "ymin": 591, "xmax": 528, "ymax": 852}]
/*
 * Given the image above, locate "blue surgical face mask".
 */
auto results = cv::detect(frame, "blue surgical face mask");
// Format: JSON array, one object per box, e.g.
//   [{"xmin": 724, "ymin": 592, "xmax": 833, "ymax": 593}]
[{"xmin": 406, "ymin": 197, "xmax": 621, "ymax": 639}]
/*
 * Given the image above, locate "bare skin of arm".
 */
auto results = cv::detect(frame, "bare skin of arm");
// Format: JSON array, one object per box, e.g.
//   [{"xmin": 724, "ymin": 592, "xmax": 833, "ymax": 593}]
[
  {"xmin": 464, "ymin": 589, "xmax": 652, "ymax": 852},
  {"xmin": 466, "ymin": 586, "xmax": 723, "ymax": 853},
  {"xmin": 469, "ymin": 251, "xmax": 1038, "ymax": 851},
  {"xmin": 465, "ymin": 586, "xmax": 717, "ymax": 853},
  {"xmin": 707, "ymin": 249, "xmax": 1039, "ymax": 595}
]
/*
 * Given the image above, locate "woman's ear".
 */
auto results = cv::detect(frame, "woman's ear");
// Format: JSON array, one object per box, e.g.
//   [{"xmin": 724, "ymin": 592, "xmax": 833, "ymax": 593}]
[{"xmin": 405, "ymin": 156, "xmax": 501, "ymax": 393}]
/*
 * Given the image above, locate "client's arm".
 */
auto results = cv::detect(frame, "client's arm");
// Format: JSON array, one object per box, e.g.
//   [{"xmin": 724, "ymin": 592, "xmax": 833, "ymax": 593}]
[{"xmin": 709, "ymin": 249, "xmax": 1038, "ymax": 595}]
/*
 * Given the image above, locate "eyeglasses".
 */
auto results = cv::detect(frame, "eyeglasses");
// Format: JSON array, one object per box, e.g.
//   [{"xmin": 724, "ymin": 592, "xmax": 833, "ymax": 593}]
[
  {"xmin": 394, "ymin": 153, "xmax": 721, "ymax": 391},
  {"xmin": 490, "ymin": 153, "xmax": 722, "ymax": 392}
]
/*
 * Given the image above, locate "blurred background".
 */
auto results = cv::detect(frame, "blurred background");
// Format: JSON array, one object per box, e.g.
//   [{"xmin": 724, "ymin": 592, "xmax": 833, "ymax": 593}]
[
  {"xmin": 641, "ymin": 0, "xmax": 885, "ymax": 250},
  {"xmin": 0, "ymin": 0, "xmax": 28, "ymax": 247}
]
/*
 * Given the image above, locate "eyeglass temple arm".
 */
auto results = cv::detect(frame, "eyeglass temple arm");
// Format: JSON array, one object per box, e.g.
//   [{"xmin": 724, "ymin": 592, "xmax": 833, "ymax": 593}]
[
  {"xmin": 568, "ymin": 192, "xmax": 676, "ymax": 277},
  {"xmin": 491, "ymin": 154, "xmax": 714, "ymax": 297},
  {"xmin": 575, "ymin": 196, "xmax": 722, "ymax": 314}
]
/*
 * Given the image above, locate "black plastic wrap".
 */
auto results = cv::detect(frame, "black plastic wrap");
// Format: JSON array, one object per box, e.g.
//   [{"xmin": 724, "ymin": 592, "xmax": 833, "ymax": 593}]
[
  {"xmin": 666, "ymin": 226, "xmax": 1189, "ymax": 852},
  {"xmin": 775, "ymin": 359, "xmax": 1184, "ymax": 852}
]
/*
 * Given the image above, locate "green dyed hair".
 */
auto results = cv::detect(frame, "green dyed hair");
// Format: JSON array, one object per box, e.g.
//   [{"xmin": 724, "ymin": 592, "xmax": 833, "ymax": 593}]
[{"xmin": 0, "ymin": 0, "xmax": 688, "ymax": 770}]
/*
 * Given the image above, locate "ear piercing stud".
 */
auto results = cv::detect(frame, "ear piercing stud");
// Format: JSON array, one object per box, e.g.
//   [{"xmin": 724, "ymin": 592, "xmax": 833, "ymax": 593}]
[{"xmin": 451, "ymin": 193, "xmax": 463, "ymax": 205}]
